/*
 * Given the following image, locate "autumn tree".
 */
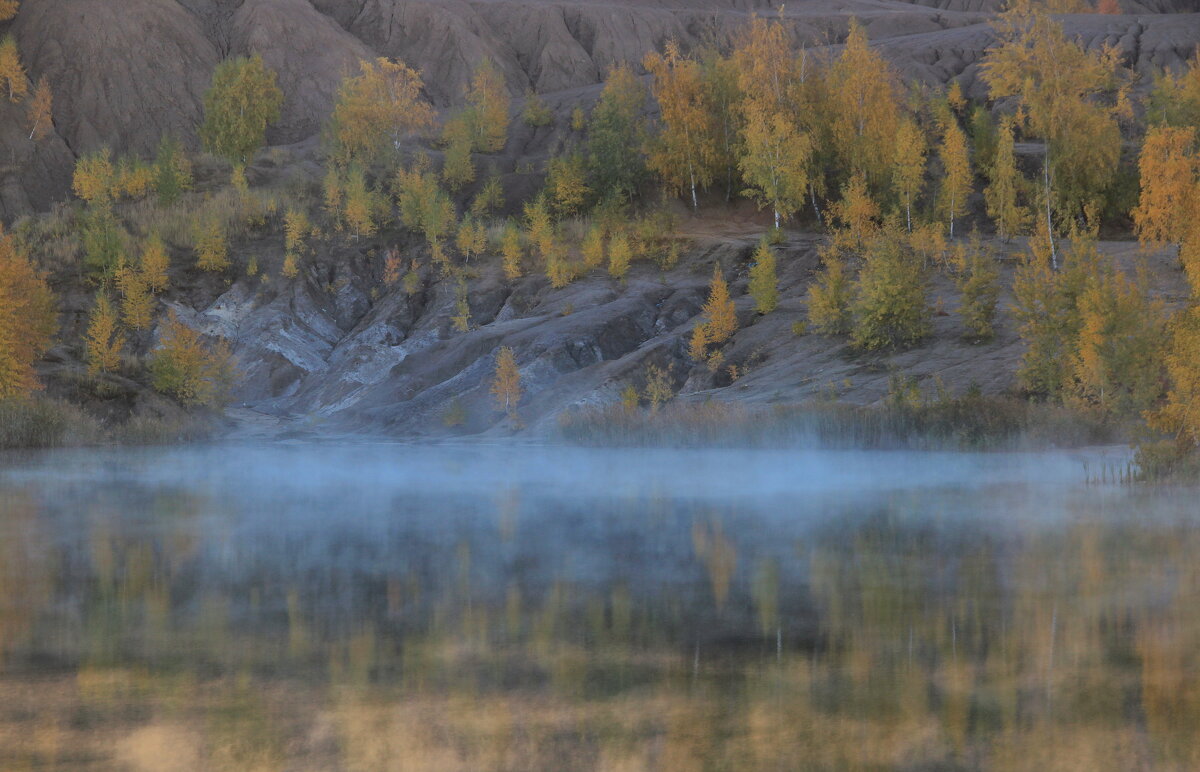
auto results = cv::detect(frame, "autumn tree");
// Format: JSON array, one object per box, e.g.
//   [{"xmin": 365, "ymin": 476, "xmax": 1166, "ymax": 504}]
[
  {"xmin": 470, "ymin": 175, "xmax": 504, "ymax": 219},
  {"xmin": 149, "ymin": 311, "xmax": 236, "ymax": 407},
  {"xmin": 522, "ymin": 90, "xmax": 553, "ymax": 127},
  {"xmin": 284, "ymin": 209, "xmax": 310, "ymax": 256},
  {"xmin": 491, "ymin": 346, "xmax": 521, "ymax": 418},
  {"xmin": 827, "ymin": 20, "xmax": 902, "ymax": 194},
  {"xmin": 851, "ymin": 228, "xmax": 931, "ymax": 351},
  {"xmin": 607, "ymin": 229, "xmax": 631, "ymax": 280},
  {"xmin": 200, "ymin": 54, "xmax": 283, "ymax": 168},
  {"xmin": 194, "ymin": 218, "xmax": 229, "ymax": 272},
  {"xmin": 587, "ymin": 64, "xmax": 648, "ymax": 203},
  {"xmin": 343, "ymin": 166, "xmax": 376, "ymax": 240},
  {"xmin": 0, "ymin": 2, "xmax": 18, "ymax": 22},
  {"xmin": 956, "ymin": 236, "xmax": 1001, "ymax": 341},
  {"xmin": 466, "ymin": 57, "xmax": 510, "ymax": 152},
  {"xmin": 807, "ymin": 249, "xmax": 853, "ymax": 336},
  {"xmin": 328, "ymin": 58, "xmax": 435, "ymax": 167},
  {"xmin": 582, "ymin": 224, "xmax": 605, "ymax": 270},
  {"xmin": 937, "ymin": 118, "xmax": 972, "ymax": 239},
  {"xmin": 831, "ymin": 172, "xmax": 880, "ymax": 247},
  {"xmin": 0, "ymin": 36, "xmax": 26, "ymax": 102},
  {"xmin": 1011, "ymin": 231, "xmax": 1090, "ymax": 397},
  {"xmin": 441, "ymin": 113, "xmax": 476, "ymax": 190},
  {"xmin": 140, "ymin": 235, "xmax": 170, "ymax": 292},
  {"xmin": 500, "ymin": 221, "xmax": 523, "ymax": 280},
  {"xmin": 0, "ymin": 231, "xmax": 55, "ymax": 396},
  {"xmin": 701, "ymin": 50, "xmax": 745, "ymax": 202},
  {"xmin": 25, "ymin": 76, "xmax": 51, "ymax": 141},
  {"xmin": 1132, "ymin": 125, "xmax": 1198, "ymax": 254},
  {"xmin": 523, "ymin": 195, "xmax": 554, "ymax": 263},
  {"xmin": 73, "ymin": 148, "xmax": 115, "ymax": 205},
  {"xmin": 456, "ymin": 214, "xmax": 487, "ymax": 264},
  {"xmin": 324, "ymin": 166, "xmax": 345, "ymax": 228},
  {"xmin": 691, "ymin": 264, "xmax": 737, "ymax": 361},
  {"xmin": 984, "ymin": 118, "xmax": 1029, "ymax": 241},
  {"xmin": 115, "ymin": 259, "xmax": 153, "ymax": 331},
  {"xmin": 1152, "ymin": 305, "xmax": 1200, "ymax": 449},
  {"xmin": 739, "ymin": 108, "xmax": 812, "ymax": 230},
  {"xmin": 546, "ymin": 153, "xmax": 589, "ymax": 218},
  {"xmin": 645, "ymin": 41, "xmax": 717, "ymax": 209},
  {"xmin": 1148, "ymin": 52, "xmax": 1200, "ymax": 129},
  {"xmin": 1071, "ymin": 263, "xmax": 1166, "ymax": 415},
  {"xmin": 981, "ymin": 4, "xmax": 1129, "ymax": 265},
  {"xmin": 84, "ymin": 293, "xmax": 122, "ymax": 377},
  {"xmin": 892, "ymin": 119, "xmax": 926, "ymax": 233},
  {"xmin": 748, "ymin": 238, "xmax": 778, "ymax": 314}
]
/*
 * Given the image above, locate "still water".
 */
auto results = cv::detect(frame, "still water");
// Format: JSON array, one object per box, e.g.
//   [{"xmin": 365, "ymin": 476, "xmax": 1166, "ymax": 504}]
[{"xmin": 0, "ymin": 441, "xmax": 1195, "ymax": 770}]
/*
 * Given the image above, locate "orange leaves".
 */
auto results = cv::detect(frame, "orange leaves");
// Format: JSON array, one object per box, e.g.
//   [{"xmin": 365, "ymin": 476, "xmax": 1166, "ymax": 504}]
[
  {"xmin": 0, "ymin": 228, "xmax": 55, "ymax": 397},
  {"xmin": 72, "ymin": 148, "xmax": 115, "ymax": 205},
  {"xmin": 645, "ymin": 41, "xmax": 717, "ymax": 208},
  {"xmin": 828, "ymin": 20, "xmax": 902, "ymax": 190},
  {"xmin": 1133, "ymin": 126, "xmax": 1199, "ymax": 252},
  {"xmin": 330, "ymin": 58, "xmax": 435, "ymax": 167},
  {"xmin": 0, "ymin": 2, "xmax": 18, "ymax": 22},
  {"xmin": 690, "ymin": 264, "xmax": 738, "ymax": 364}
]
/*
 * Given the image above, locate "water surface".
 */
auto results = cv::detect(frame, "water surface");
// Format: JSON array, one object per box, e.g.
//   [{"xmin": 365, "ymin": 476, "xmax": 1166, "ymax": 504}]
[{"xmin": 0, "ymin": 441, "xmax": 1195, "ymax": 770}]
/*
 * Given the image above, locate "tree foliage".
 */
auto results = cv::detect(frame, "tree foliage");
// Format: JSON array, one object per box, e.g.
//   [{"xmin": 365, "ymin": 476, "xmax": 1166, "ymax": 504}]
[
  {"xmin": 0, "ymin": 35, "xmax": 26, "ymax": 103},
  {"xmin": 0, "ymin": 230, "xmax": 55, "ymax": 396},
  {"xmin": 645, "ymin": 41, "xmax": 717, "ymax": 209},
  {"xmin": 200, "ymin": 54, "xmax": 283, "ymax": 165},
  {"xmin": 26, "ymin": 76, "xmax": 51, "ymax": 141},
  {"xmin": 466, "ymin": 58, "xmax": 510, "ymax": 153},
  {"xmin": 587, "ymin": 64, "xmax": 647, "ymax": 204},
  {"xmin": 748, "ymin": 239, "xmax": 778, "ymax": 314},
  {"xmin": 84, "ymin": 293, "xmax": 122, "ymax": 378},
  {"xmin": 491, "ymin": 346, "xmax": 521, "ymax": 418},
  {"xmin": 328, "ymin": 58, "xmax": 435, "ymax": 167},
  {"xmin": 149, "ymin": 312, "xmax": 235, "ymax": 407},
  {"xmin": 851, "ymin": 229, "xmax": 931, "ymax": 351}
]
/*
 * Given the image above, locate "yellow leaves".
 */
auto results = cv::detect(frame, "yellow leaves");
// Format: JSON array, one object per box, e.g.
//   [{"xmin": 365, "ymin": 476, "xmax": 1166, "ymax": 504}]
[
  {"xmin": 193, "ymin": 218, "xmax": 228, "ymax": 272},
  {"xmin": 0, "ymin": 35, "xmax": 26, "ymax": 103},
  {"xmin": 140, "ymin": 235, "xmax": 170, "ymax": 293},
  {"xmin": 72, "ymin": 148, "xmax": 115, "ymax": 205},
  {"xmin": 116, "ymin": 157, "xmax": 154, "ymax": 201},
  {"xmin": 607, "ymin": 230, "xmax": 631, "ymax": 280},
  {"xmin": 282, "ymin": 252, "xmax": 299, "ymax": 279},
  {"xmin": 645, "ymin": 41, "xmax": 717, "ymax": 207},
  {"xmin": 440, "ymin": 113, "xmax": 475, "ymax": 190},
  {"xmin": 115, "ymin": 259, "xmax": 153, "ymax": 331},
  {"xmin": 84, "ymin": 293, "xmax": 122, "ymax": 378},
  {"xmin": 582, "ymin": 224, "xmax": 605, "ymax": 270},
  {"xmin": 831, "ymin": 172, "xmax": 880, "ymax": 246},
  {"xmin": 984, "ymin": 118, "xmax": 1030, "ymax": 241},
  {"xmin": 284, "ymin": 209, "xmax": 310, "ymax": 255},
  {"xmin": 330, "ymin": 58, "xmax": 435, "ymax": 167},
  {"xmin": 1133, "ymin": 126, "xmax": 1198, "ymax": 251},
  {"xmin": 466, "ymin": 57, "xmax": 510, "ymax": 153},
  {"xmin": 149, "ymin": 311, "xmax": 235, "ymax": 407},
  {"xmin": 500, "ymin": 221, "xmax": 523, "ymax": 280},
  {"xmin": 491, "ymin": 346, "xmax": 521, "ymax": 417},
  {"xmin": 739, "ymin": 106, "xmax": 812, "ymax": 228},
  {"xmin": 455, "ymin": 215, "xmax": 487, "ymax": 263},
  {"xmin": 545, "ymin": 153, "xmax": 589, "ymax": 218},
  {"xmin": 323, "ymin": 166, "xmax": 344, "ymax": 229},
  {"xmin": 523, "ymin": 196, "xmax": 554, "ymax": 263},
  {"xmin": 692, "ymin": 264, "xmax": 737, "ymax": 363},
  {"xmin": 828, "ymin": 19, "xmax": 901, "ymax": 190},
  {"xmin": 0, "ymin": 228, "xmax": 55, "ymax": 397},
  {"xmin": 748, "ymin": 239, "xmax": 778, "ymax": 314},
  {"xmin": 25, "ymin": 76, "xmax": 50, "ymax": 141},
  {"xmin": 342, "ymin": 167, "xmax": 376, "ymax": 240},
  {"xmin": 893, "ymin": 119, "xmax": 926, "ymax": 231},
  {"xmin": 1151, "ymin": 305, "xmax": 1200, "ymax": 447},
  {"xmin": 937, "ymin": 119, "xmax": 973, "ymax": 238},
  {"xmin": 0, "ymin": 2, "xmax": 18, "ymax": 22}
]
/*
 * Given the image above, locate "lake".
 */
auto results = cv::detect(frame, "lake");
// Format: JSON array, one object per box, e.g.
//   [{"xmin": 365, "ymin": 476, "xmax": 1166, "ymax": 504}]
[{"xmin": 0, "ymin": 441, "xmax": 1195, "ymax": 770}]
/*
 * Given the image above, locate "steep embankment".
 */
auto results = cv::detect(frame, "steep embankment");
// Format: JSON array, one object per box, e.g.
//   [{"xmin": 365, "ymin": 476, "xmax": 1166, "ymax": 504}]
[{"xmin": 6, "ymin": 0, "xmax": 1200, "ymax": 439}]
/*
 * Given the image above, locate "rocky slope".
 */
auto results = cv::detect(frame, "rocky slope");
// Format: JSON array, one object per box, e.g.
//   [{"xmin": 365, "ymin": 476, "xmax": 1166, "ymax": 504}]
[{"xmin": 6, "ymin": 0, "xmax": 1199, "ymax": 438}]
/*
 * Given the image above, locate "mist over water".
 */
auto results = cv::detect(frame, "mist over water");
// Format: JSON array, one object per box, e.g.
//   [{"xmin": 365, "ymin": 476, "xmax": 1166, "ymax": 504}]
[{"xmin": 0, "ymin": 440, "xmax": 1196, "ymax": 769}]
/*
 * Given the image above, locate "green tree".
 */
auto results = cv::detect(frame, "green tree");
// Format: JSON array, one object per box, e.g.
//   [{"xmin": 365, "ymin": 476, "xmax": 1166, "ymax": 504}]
[
  {"xmin": 149, "ymin": 311, "xmax": 236, "ymax": 407},
  {"xmin": 587, "ymin": 64, "xmax": 647, "ymax": 203},
  {"xmin": 748, "ymin": 238, "xmax": 778, "ymax": 314},
  {"xmin": 956, "ymin": 236, "xmax": 1000, "ymax": 341},
  {"xmin": 153, "ymin": 134, "xmax": 193, "ymax": 207},
  {"xmin": 199, "ymin": 54, "xmax": 283, "ymax": 167},
  {"xmin": 851, "ymin": 229, "xmax": 931, "ymax": 351}
]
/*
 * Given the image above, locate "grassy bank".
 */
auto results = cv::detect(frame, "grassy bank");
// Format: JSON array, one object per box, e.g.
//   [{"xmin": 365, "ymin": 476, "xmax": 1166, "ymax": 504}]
[
  {"xmin": 557, "ymin": 394, "xmax": 1119, "ymax": 452},
  {"xmin": 0, "ymin": 396, "xmax": 220, "ymax": 451}
]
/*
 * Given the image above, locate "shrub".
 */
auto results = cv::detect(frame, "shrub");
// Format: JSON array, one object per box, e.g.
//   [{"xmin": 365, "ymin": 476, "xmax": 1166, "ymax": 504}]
[{"xmin": 149, "ymin": 312, "xmax": 236, "ymax": 407}]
